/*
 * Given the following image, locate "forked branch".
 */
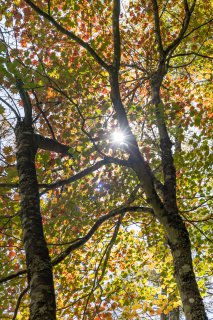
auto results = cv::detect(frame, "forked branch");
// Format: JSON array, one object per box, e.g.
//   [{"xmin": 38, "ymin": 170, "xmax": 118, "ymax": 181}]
[
  {"xmin": 51, "ymin": 205, "xmax": 153, "ymax": 265},
  {"xmin": 24, "ymin": 0, "xmax": 110, "ymax": 71},
  {"xmin": 0, "ymin": 206, "xmax": 153, "ymax": 284},
  {"xmin": 40, "ymin": 156, "xmax": 129, "ymax": 194},
  {"xmin": 165, "ymin": 0, "xmax": 196, "ymax": 54}
]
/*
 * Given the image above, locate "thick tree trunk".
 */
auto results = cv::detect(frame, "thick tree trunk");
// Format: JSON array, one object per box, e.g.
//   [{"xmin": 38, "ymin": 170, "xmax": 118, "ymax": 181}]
[{"xmin": 15, "ymin": 121, "xmax": 56, "ymax": 320}]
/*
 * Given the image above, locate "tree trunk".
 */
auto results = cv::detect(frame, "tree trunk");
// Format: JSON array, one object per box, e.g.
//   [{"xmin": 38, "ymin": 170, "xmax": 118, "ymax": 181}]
[
  {"xmin": 161, "ymin": 308, "xmax": 180, "ymax": 320},
  {"xmin": 15, "ymin": 121, "xmax": 56, "ymax": 320},
  {"xmin": 130, "ymin": 154, "xmax": 207, "ymax": 320},
  {"xmin": 142, "ymin": 71, "xmax": 208, "ymax": 320},
  {"xmin": 169, "ymin": 226, "xmax": 207, "ymax": 320},
  {"xmin": 169, "ymin": 307, "xmax": 180, "ymax": 320},
  {"xmin": 109, "ymin": 66, "xmax": 208, "ymax": 318}
]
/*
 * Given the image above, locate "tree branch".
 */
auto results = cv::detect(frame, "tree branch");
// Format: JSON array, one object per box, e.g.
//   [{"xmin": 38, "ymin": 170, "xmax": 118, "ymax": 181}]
[
  {"xmin": 52, "ymin": 205, "xmax": 153, "ymax": 265},
  {"xmin": 32, "ymin": 89, "xmax": 56, "ymax": 140},
  {"xmin": 0, "ymin": 206, "xmax": 153, "ymax": 284},
  {"xmin": 12, "ymin": 284, "xmax": 30, "ymax": 320},
  {"xmin": 40, "ymin": 156, "xmax": 129, "ymax": 194},
  {"xmin": 34, "ymin": 134, "xmax": 70, "ymax": 154},
  {"xmin": 0, "ymin": 97, "xmax": 20, "ymax": 120},
  {"xmin": 0, "ymin": 183, "xmax": 19, "ymax": 188},
  {"xmin": 182, "ymin": 215, "xmax": 213, "ymax": 243},
  {"xmin": 83, "ymin": 214, "xmax": 124, "ymax": 318},
  {"xmin": 110, "ymin": 0, "xmax": 138, "ymax": 136},
  {"xmin": 24, "ymin": 0, "xmax": 110, "ymax": 71},
  {"xmin": 99, "ymin": 214, "xmax": 123, "ymax": 282},
  {"xmin": 183, "ymin": 18, "xmax": 213, "ymax": 39},
  {"xmin": 165, "ymin": 0, "xmax": 196, "ymax": 54},
  {"xmin": 112, "ymin": 0, "xmax": 121, "ymax": 70},
  {"xmin": 0, "ymin": 270, "xmax": 26, "ymax": 285},
  {"xmin": 15, "ymin": 78, "xmax": 32, "ymax": 126},
  {"xmin": 171, "ymin": 52, "xmax": 213, "ymax": 60},
  {"xmin": 151, "ymin": 0, "xmax": 164, "ymax": 57}
]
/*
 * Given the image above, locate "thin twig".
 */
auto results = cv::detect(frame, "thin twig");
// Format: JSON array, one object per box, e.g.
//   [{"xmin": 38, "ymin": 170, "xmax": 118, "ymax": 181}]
[{"xmin": 12, "ymin": 284, "xmax": 30, "ymax": 320}]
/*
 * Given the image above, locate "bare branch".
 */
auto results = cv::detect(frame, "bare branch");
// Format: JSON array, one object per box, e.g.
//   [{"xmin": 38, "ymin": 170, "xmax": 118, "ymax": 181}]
[
  {"xmin": 160, "ymin": 0, "xmax": 169, "ymax": 18},
  {"xmin": 15, "ymin": 79, "xmax": 32, "ymax": 125},
  {"xmin": 182, "ymin": 215, "xmax": 213, "ymax": 243},
  {"xmin": 99, "ymin": 214, "xmax": 123, "ymax": 282},
  {"xmin": 32, "ymin": 89, "xmax": 56, "ymax": 140},
  {"xmin": 0, "ymin": 183, "xmax": 19, "ymax": 188},
  {"xmin": 183, "ymin": 18, "xmax": 213, "ymax": 39},
  {"xmin": 0, "ymin": 206, "xmax": 153, "ymax": 284},
  {"xmin": 0, "ymin": 97, "xmax": 20, "ymax": 120},
  {"xmin": 171, "ymin": 52, "xmax": 213, "ymax": 60},
  {"xmin": 83, "ymin": 214, "xmax": 124, "ymax": 318},
  {"xmin": 0, "ymin": 270, "xmax": 26, "ymax": 285}
]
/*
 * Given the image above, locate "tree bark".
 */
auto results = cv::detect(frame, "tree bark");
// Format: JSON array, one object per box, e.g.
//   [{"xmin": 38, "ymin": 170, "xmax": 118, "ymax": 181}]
[
  {"xmin": 110, "ymin": 67, "xmax": 207, "ymax": 319},
  {"xmin": 15, "ymin": 121, "xmax": 56, "ymax": 320},
  {"xmin": 131, "ymin": 155, "xmax": 207, "ymax": 320},
  {"xmin": 170, "ymin": 307, "xmax": 180, "ymax": 320},
  {"xmin": 148, "ymin": 71, "xmax": 208, "ymax": 320},
  {"xmin": 161, "ymin": 314, "xmax": 169, "ymax": 320},
  {"xmin": 34, "ymin": 134, "xmax": 70, "ymax": 155}
]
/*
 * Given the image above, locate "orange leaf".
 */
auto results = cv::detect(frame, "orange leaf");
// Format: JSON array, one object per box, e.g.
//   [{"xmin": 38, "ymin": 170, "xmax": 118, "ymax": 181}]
[{"xmin": 9, "ymin": 251, "xmax": 16, "ymax": 259}]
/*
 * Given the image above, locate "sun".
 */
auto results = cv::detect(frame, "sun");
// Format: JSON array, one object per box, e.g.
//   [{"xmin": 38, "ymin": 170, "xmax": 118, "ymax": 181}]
[{"xmin": 111, "ymin": 130, "xmax": 126, "ymax": 145}]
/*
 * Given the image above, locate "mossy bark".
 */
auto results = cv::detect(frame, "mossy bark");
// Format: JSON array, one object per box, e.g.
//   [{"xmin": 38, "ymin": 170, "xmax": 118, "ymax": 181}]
[{"xmin": 15, "ymin": 121, "xmax": 56, "ymax": 320}]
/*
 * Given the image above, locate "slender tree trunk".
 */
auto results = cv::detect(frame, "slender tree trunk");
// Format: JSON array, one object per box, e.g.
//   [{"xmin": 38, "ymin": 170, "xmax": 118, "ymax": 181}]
[
  {"xmin": 15, "ymin": 121, "xmax": 56, "ymax": 320},
  {"xmin": 161, "ymin": 314, "xmax": 169, "ymax": 320},
  {"xmin": 161, "ymin": 308, "xmax": 180, "ymax": 320},
  {"xmin": 110, "ymin": 66, "xmax": 207, "ymax": 319},
  {"xmin": 160, "ymin": 286, "xmax": 169, "ymax": 320},
  {"xmin": 147, "ymin": 73, "xmax": 208, "ymax": 320},
  {"xmin": 169, "ymin": 307, "xmax": 180, "ymax": 320},
  {"xmin": 132, "ymin": 157, "xmax": 207, "ymax": 320}
]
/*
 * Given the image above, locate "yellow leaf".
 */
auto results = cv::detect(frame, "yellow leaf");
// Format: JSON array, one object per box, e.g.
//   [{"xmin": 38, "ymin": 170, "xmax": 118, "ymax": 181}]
[
  {"xmin": 166, "ymin": 305, "xmax": 174, "ymax": 312},
  {"xmin": 156, "ymin": 308, "xmax": 163, "ymax": 315},
  {"xmin": 205, "ymin": 74, "xmax": 211, "ymax": 80},
  {"xmin": 132, "ymin": 303, "xmax": 142, "ymax": 311}
]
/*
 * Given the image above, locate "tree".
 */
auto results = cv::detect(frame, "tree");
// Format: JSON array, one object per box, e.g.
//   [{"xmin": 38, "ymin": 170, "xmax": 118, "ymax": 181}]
[{"xmin": 0, "ymin": 0, "xmax": 212, "ymax": 319}]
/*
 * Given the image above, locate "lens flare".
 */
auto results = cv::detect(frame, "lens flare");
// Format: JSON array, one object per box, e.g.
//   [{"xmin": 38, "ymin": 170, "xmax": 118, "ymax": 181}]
[{"xmin": 111, "ymin": 130, "xmax": 126, "ymax": 144}]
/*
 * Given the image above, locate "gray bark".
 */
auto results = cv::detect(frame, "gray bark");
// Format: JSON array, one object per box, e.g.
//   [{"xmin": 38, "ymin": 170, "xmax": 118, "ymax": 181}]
[{"xmin": 15, "ymin": 121, "xmax": 56, "ymax": 320}]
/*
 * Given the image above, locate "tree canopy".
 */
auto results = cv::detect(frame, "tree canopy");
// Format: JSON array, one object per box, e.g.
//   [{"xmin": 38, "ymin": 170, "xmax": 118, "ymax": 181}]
[{"xmin": 0, "ymin": 0, "xmax": 212, "ymax": 319}]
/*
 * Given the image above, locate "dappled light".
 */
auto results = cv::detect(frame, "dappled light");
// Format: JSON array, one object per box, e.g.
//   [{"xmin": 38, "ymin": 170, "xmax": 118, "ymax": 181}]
[{"xmin": 0, "ymin": 0, "xmax": 212, "ymax": 319}]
